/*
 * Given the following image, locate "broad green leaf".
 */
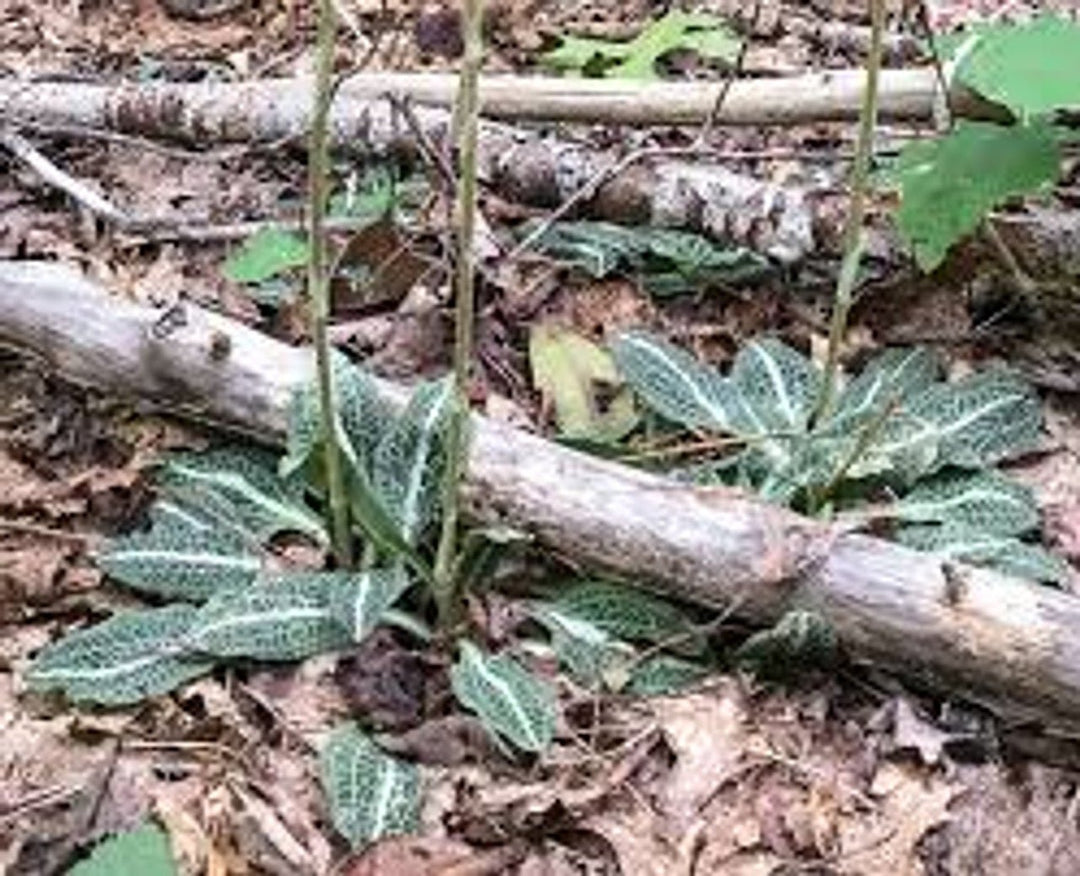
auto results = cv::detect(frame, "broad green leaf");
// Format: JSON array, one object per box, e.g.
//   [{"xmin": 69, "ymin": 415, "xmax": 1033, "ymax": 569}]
[
  {"xmin": 161, "ymin": 446, "xmax": 325, "ymax": 545},
  {"xmin": 644, "ymin": 228, "xmax": 768, "ymax": 282},
  {"xmin": 905, "ymin": 369, "xmax": 1042, "ymax": 469},
  {"xmin": 372, "ymin": 377, "xmax": 453, "ymax": 544},
  {"xmin": 730, "ymin": 337, "xmax": 821, "ymax": 435},
  {"xmin": 26, "ymin": 606, "xmax": 212, "ymax": 705},
  {"xmin": 320, "ymin": 723, "xmax": 419, "ymax": 848},
  {"xmin": 895, "ymin": 523, "xmax": 1071, "ymax": 585},
  {"xmin": 889, "ymin": 470, "xmax": 1039, "ymax": 536},
  {"xmin": 529, "ymin": 221, "xmax": 647, "ymax": 277},
  {"xmin": 69, "ymin": 822, "xmax": 177, "ymax": 876},
  {"xmin": 955, "ymin": 16, "xmax": 1080, "ymax": 118},
  {"xmin": 857, "ymin": 368, "xmax": 1041, "ymax": 481},
  {"xmin": 830, "ymin": 347, "xmax": 941, "ymax": 431},
  {"xmin": 187, "ymin": 573, "xmax": 350, "ymax": 660},
  {"xmin": 734, "ymin": 610, "xmax": 837, "ymax": 680},
  {"xmin": 223, "ymin": 227, "xmax": 309, "ymax": 284},
  {"xmin": 612, "ymin": 330, "xmax": 741, "ymax": 431},
  {"xmin": 546, "ymin": 625, "xmax": 636, "ymax": 690},
  {"xmin": 545, "ymin": 580, "xmax": 703, "ymax": 654},
  {"xmin": 529, "ymin": 326, "xmax": 638, "ymax": 443},
  {"xmin": 451, "ymin": 641, "xmax": 556, "ymax": 753},
  {"xmin": 543, "ymin": 12, "xmax": 741, "ymax": 80},
  {"xmin": 98, "ymin": 511, "xmax": 261, "ymax": 602},
  {"xmin": 893, "ymin": 120, "xmax": 1059, "ymax": 271},
  {"xmin": 626, "ymin": 654, "xmax": 709, "ymax": 696},
  {"xmin": 328, "ymin": 567, "xmax": 412, "ymax": 643}
]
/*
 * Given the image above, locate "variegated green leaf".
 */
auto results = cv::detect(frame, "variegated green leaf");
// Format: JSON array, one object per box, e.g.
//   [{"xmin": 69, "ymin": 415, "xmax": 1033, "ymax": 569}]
[
  {"xmin": 830, "ymin": 347, "xmax": 940, "ymax": 430},
  {"xmin": 98, "ymin": 508, "xmax": 260, "ymax": 602},
  {"xmin": 895, "ymin": 524, "xmax": 1071, "ymax": 585},
  {"xmin": 612, "ymin": 331, "xmax": 740, "ymax": 431},
  {"xmin": 320, "ymin": 723, "xmax": 420, "ymax": 848},
  {"xmin": 25, "ymin": 605, "xmax": 213, "ymax": 705},
  {"xmin": 889, "ymin": 470, "xmax": 1039, "ymax": 536},
  {"xmin": 328, "ymin": 567, "xmax": 412, "ymax": 643},
  {"xmin": 373, "ymin": 377, "xmax": 453, "ymax": 545},
  {"xmin": 451, "ymin": 641, "xmax": 557, "ymax": 753},
  {"xmin": 531, "ymin": 602, "xmax": 635, "ymax": 690},
  {"xmin": 187, "ymin": 573, "xmax": 350, "ymax": 660},
  {"xmin": 545, "ymin": 580, "xmax": 703, "ymax": 655},
  {"xmin": 730, "ymin": 337, "xmax": 821, "ymax": 435},
  {"xmin": 906, "ymin": 369, "xmax": 1042, "ymax": 470},
  {"xmin": 734, "ymin": 610, "xmax": 837, "ymax": 680},
  {"xmin": 626, "ymin": 654, "xmax": 709, "ymax": 696},
  {"xmin": 161, "ymin": 446, "xmax": 325, "ymax": 544}
]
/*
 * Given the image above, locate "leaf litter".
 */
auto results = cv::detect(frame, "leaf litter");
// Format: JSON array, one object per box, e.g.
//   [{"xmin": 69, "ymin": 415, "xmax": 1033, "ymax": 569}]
[{"xmin": 4, "ymin": 0, "xmax": 1080, "ymax": 873}]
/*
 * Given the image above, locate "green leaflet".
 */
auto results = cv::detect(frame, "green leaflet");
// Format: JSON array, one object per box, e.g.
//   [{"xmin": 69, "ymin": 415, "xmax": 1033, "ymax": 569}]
[
  {"xmin": 25, "ymin": 605, "xmax": 213, "ymax": 705},
  {"xmin": 69, "ymin": 822, "xmax": 177, "ymax": 876},
  {"xmin": 328, "ymin": 567, "xmax": 412, "ymax": 643},
  {"xmin": 372, "ymin": 377, "xmax": 453, "ymax": 544},
  {"xmin": 545, "ymin": 580, "xmax": 703, "ymax": 655},
  {"xmin": 451, "ymin": 641, "xmax": 557, "ymax": 753},
  {"xmin": 830, "ymin": 347, "xmax": 940, "ymax": 431},
  {"xmin": 612, "ymin": 331, "xmax": 740, "ymax": 431},
  {"xmin": 161, "ymin": 446, "xmax": 325, "ymax": 544},
  {"xmin": 730, "ymin": 338, "xmax": 821, "ymax": 435},
  {"xmin": 98, "ymin": 509, "xmax": 260, "ymax": 602},
  {"xmin": 625, "ymin": 654, "xmax": 709, "ymax": 696},
  {"xmin": 888, "ymin": 470, "xmax": 1039, "ymax": 536},
  {"xmin": 524, "ymin": 220, "xmax": 767, "ymax": 287},
  {"xmin": 895, "ymin": 524, "xmax": 1071, "ymax": 585},
  {"xmin": 320, "ymin": 723, "xmax": 420, "ymax": 848},
  {"xmin": 223, "ymin": 227, "xmax": 309, "ymax": 284},
  {"xmin": 893, "ymin": 120, "xmax": 1059, "ymax": 270},
  {"xmin": 734, "ymin": 610, "xmax": 837, "ymax": 680},
  {"xmin": 186, "ymin": 573, "xmax": 351, "ymax": 660},
  {"xmin": 542, "ymin": 11, "xmax": 741, "ymax": 80},
  {"xmin": 953, "ymin": 16, "xmax": 1080, "ymax": 118}
]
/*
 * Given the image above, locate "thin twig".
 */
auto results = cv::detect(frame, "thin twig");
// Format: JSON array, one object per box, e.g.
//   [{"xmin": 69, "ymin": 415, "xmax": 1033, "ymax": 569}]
[
  {"xmin": 696, "ymin": 0, "xmax": 761, "ymax": 144},
  {"xmin": 0, "ymin": 126, "xmax": 129, "ymax": 223}
]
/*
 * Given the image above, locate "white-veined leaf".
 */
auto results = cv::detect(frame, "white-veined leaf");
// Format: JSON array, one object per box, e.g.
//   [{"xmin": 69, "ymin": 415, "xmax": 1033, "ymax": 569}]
[
  {"xmin": 888, "ymin": 470, "xmax": 1039, "ymax": 536},
  {"xmin": 530, "ymin": 603, "xmax": 636, "ymax": 690},
  {"xmin": 186, "ymin": 573, "xmax": 350, "ymax": 660},
  {"xmin": 907, "ymin": 369, "xmax": 1042, "ymax": 469},
  {"xmin": 450, "ymin": 640, "xmax": 557, "ymax": 753},
  {"xmin": 373, "ymin": 377, "xmax": 453, "ymax": 545},
  {"xmin": 734, "ymin": 610, "xmax": 837, "ymax": 679},
  {"xmin": 328, "ymin": 567, "xmax": 412, "ymax": 643},
  {"xmin": 830, "ymin": 347, "xmax": 940, "ymax": 430},
  {"xmin": 25, "ymin": 605, "xmax": 213, "ymax": 705},
  {"xmin": 161, "ymin": 446, "xmax": 325, "ymax": 544},
  {"xmin": 894, "ymin": 524, "xmax": 1071, "ymax": 585},
  {"xmin": 320, "ymin": 723, "xmax": 420, "ymax": 848},
  {"xmin": 625, "ymin": 654, "xmax": 709, "ymax": 696},
  {"xmin": 543, "ymin": 580, "xmax": 703, "ymax": 655},
  {"xmin": 612, "ymin": 330, "xmax": 741, "ymax": 431},
  {"xmin": 98, "ymin": 508, "xmax": 260, "ymax": 602},
  {"xmin": 730, "ymin": 337, "xmax": 821, "ymax": 435}
]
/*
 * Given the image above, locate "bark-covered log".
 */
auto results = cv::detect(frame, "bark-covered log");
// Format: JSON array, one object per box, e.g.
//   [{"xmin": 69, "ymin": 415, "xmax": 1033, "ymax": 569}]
[
  {"xmin": 0, "ymin": 70, "xmax": 1004, "ymax": 135},
  {"xmin": 2, "ymin": 260, "xmax": 1079, "ymax": 732}
]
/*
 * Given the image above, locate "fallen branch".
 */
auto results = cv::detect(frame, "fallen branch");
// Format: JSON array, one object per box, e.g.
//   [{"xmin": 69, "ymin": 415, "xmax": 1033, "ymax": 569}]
[
  {"xmin": 0, "ymin": 70, "xmax": 1005, "ymax": 134},
  {"xmin": 2, "ymin": 260, "xmax": 1080, "ymax": 732}
]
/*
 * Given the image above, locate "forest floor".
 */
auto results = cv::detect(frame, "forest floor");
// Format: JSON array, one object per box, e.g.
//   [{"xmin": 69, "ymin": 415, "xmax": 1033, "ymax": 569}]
[{"xmin": 4, "ymin": 0, "xmax": 1080, "ymax": 874}]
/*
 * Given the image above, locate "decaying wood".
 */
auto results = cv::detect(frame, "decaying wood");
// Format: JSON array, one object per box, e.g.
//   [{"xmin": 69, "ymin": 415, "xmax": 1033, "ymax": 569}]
[
  {"xmin": 3, "ymin": 260, "xmax": 1080, "ymax": 732},
  {"xmin": 0, "ymin": 70, "xmax": 1005, "ymax": 134}
]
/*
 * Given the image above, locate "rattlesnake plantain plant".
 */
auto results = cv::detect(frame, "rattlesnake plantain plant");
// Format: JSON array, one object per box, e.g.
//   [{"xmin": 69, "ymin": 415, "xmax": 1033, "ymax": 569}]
[{"xmin": 612, "ymin": 331, "xmax": 1070, "ymax": 585}]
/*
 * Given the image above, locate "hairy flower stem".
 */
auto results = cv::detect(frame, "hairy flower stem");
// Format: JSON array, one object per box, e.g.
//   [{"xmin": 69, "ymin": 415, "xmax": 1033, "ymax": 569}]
[
  {"xmin": 309, "ymin": 0, "xmax": 351, "ymax": 567},
  {"xmin": 813, "ymin": 0, "xmax": 886, "ymax": 424},
  {"xmin": 433, "ymin": 0, "xmax": 483, "ymax": 626}
]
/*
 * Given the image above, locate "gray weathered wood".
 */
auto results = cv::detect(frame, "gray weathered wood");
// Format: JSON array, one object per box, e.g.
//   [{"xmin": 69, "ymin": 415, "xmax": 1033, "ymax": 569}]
[{"xmin": 2, "ymin": 261, "xmax": 1079, "ymax": 731}]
